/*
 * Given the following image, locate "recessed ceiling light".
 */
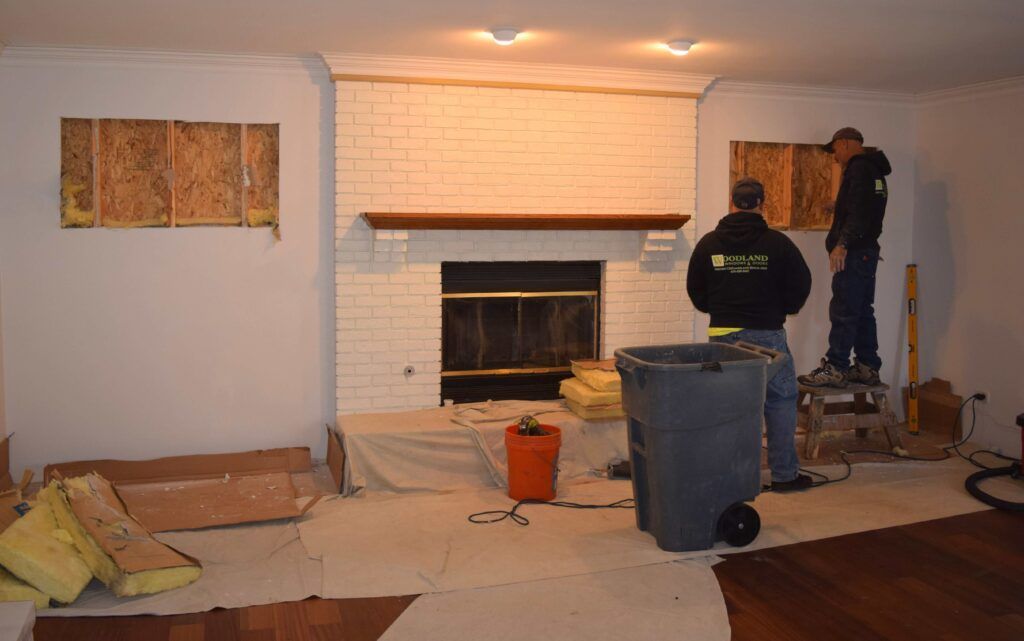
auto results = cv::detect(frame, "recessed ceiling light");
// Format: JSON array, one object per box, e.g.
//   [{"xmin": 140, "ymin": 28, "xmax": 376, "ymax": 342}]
[
  {"xmin": 490, "ymin": 28, "xmax": 519, "ymax": 46},
  {"xmin": 666, "ymin": 39, "xmax": 693, "ymax": 56}
]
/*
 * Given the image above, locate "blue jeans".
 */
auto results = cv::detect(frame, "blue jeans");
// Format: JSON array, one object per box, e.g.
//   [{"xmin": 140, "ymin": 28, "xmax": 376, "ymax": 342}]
[
  {"xmin": 711, "ymin": 329, "xmax": 800, "ymax": 483},
  {"xmin": 826, "ymin": 248, "xmax": 881, "ymax": 371}
]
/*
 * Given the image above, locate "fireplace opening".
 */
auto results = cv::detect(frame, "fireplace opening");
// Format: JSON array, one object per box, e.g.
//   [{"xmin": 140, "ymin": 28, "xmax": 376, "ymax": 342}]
[{"xmin": 441, "ymin": 261, "xmax": 601, "ymax": 404}]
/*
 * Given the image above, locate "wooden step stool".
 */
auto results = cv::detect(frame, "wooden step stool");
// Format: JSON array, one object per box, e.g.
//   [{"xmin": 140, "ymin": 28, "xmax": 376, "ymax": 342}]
[{"xmin": 797, "ymin": 383, "xmax": 903, "ymax": 459}]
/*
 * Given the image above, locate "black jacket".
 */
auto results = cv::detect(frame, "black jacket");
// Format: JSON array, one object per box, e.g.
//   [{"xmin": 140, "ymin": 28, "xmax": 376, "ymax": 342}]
[
  {"xmin": 687, "ymin": 212, "xmax": 812, "ymax": 330},
  {"xmin": 826, "ymin": 150, "xmax": 891, "ymax": 253}
]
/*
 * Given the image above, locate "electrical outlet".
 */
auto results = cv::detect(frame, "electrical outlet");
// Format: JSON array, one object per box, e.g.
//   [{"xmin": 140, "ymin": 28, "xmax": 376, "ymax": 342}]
[{"xmin": 975, "ymin": 392, "xmax": 988, "ymax": 402}]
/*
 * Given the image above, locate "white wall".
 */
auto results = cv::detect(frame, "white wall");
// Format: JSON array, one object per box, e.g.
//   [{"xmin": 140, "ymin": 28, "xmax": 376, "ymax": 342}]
[
  {"xmin": 697, "ymin": 85, "xmax": 917, "ymax": 401},
  {"xmin": 334, "ymin": 82, "xmax": 698, "ymax": 413},
  {"xmin": 914, "ymin": 81, "xmax": 1024, "ymax": 454},
  {"xmin": 0, "ymin": 53, "xmax": 336, "ymax": 473},
  {"xmin": 0, "ymin": 275, "xmax": 6, "ymax": 438}
]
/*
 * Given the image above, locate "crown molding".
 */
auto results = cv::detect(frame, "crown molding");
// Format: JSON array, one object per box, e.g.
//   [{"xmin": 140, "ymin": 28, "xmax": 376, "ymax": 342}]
[
  {"xmin": 915, "ymin": 75, "xmax": 1024, "ymax": 107},
  {"xmin": 707, "ymin": 79, "xmax": 915, "ymax": 106},
  {"xmin": 0, "ymin": 45, "xmax": 326, "ymax": 75},
  {"xmin": 320, "ymin": 52, "xmax": 716, "ymax": 98}
]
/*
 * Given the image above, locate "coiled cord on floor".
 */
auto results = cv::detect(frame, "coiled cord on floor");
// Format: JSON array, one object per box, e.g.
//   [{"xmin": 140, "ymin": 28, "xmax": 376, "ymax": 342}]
[{"xmin": 468, "ymin": 497, "xmax": 635, "ymax": 526}]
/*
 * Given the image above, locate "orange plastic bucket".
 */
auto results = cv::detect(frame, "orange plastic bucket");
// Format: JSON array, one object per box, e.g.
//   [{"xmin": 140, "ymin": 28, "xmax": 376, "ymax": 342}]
[{"xmin": 505, "ymin": 424, "xmax": 562, "ymax": 501}]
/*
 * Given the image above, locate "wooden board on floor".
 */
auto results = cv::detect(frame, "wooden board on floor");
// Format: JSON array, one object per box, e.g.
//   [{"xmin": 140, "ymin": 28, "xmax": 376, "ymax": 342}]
[
  {"xmin": 60, "ymin": 118, "xmax": 96, "ymax": 228},
  {"xmin": 172, "ymin": 121, "xmax": 243, "ymax": 226},
  {"xmin": 98, "ymin": 119, "xmax": 172, "ymax": 227},
  {"xmin": 244, "ymin": 123, "xmax": 280, "ymax": 228}
]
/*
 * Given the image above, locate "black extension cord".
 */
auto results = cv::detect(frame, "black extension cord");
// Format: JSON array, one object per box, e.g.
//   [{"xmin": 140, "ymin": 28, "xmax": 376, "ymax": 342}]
[
  {"xmin": 468, "ymin": 497, "xmax": 636, "ymax": 526},
  {"xmin": 782, "ymin": 394, "xmax": 1024, "ymax": 508}
]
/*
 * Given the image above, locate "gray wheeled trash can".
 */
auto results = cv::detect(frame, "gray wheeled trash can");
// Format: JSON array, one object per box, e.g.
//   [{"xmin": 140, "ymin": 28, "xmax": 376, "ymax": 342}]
[{"xmin": 615, "ymin": 341, "xmax": 787, "ymax": 552}]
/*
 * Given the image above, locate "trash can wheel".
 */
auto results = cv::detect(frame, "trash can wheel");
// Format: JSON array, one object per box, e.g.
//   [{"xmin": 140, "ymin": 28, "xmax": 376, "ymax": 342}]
[{"xmin": 717, "ymin": 502, "xmax": 760, "ymax": 547}]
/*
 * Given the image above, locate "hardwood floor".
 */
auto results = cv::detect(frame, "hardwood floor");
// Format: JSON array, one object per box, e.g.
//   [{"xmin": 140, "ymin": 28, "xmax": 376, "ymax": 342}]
[{"xmin": 34, "ymin": 510, "xmax": 1023, "ymax": 641}]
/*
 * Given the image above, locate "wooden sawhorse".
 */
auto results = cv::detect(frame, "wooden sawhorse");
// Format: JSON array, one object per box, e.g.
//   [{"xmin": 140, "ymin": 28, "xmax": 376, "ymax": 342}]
[{"xmin": 797, "ymin": 383, "xmax": 903, "ymax": 459}]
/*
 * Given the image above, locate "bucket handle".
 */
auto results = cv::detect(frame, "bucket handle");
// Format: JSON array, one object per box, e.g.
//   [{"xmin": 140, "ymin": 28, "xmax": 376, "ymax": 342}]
[
  {"xmin": 615, "ymin": 359, "xmax": 646, "ymax": 389},
  {"xmin": 735, "ymin": 340, "xmax": 789, "ymax": 379}
]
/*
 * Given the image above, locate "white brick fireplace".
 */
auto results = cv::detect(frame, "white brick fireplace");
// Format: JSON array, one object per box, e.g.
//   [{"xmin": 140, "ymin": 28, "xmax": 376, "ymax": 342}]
[{"xmin": 324, "ymin": 55, "xmax": 714, "ymax": 413}]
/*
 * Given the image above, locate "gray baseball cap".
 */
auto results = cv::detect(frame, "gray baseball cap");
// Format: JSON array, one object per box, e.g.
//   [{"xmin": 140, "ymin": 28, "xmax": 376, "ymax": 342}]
[
  {"xmin": 731, "ymin": 177, "xmax": 764, "ymax": 210},
  {"xmin": 823, "ymin": 127, "xmax": 864, "ymax": 152}
]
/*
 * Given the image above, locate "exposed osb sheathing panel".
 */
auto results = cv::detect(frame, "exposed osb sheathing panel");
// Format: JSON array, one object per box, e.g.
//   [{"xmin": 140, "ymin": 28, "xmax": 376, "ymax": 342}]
[
  {"xmin": 245, "ymin": 124, "xmax": 280, "ymax": 228},
  {"xmin": 791, "ymin": 144, "xmax": 838, "ymax": 231},
  {"xmin": 173, "ymin": 122, "xmax": 243, "ymax": 226},
  {"xmin": 98, "ymin": 119, "xmax": 171, "ymax": 228},
  {"xmin": 60, "ymin": 118, "xmax": 95, "ymax": 228},
  {"xmin": 729, "ymin": 141, "xmax": 789, "ymax": 229}
]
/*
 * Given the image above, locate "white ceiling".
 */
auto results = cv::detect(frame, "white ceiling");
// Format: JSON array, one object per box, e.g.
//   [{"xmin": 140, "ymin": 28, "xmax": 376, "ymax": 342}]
[{"xmin": 1, "ymin": 0, "xmax": 1022, "ymax": 93}]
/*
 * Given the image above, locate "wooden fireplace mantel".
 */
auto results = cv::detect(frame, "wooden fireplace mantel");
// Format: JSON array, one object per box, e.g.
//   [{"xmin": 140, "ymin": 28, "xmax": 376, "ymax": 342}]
[{"xmin": 361, "ymin": 212, "xmax": 691, "ymax": 231}]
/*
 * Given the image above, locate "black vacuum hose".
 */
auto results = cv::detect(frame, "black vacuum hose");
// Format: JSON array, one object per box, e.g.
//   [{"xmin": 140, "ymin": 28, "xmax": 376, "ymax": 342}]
[{"xmin": 964, "ymin": 464, "xmax": 1024, "ymax": 512}]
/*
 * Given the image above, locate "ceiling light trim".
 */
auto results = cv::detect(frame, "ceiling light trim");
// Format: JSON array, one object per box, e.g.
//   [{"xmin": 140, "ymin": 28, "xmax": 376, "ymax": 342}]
[
  {"xmin": 321, "ymin": 52, "xmax": 716, "ymax": 97},
  {"xmin": 0, "ymin": 45, "xmax": 323, "ymax": 75}
]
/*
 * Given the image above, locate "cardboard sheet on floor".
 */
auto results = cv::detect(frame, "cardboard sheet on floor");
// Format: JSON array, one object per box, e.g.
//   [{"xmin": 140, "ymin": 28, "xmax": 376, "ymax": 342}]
[
  {"xmin": 379, "ymin": 559, "xmax": 729, "ymax": 641},
  {"xmin": 44, "ymin": 448, "xmax": 315, "ymax": 532},
  {"xmin": 300, "ymin": 458, "xmax": 1023, "ymax": 599},
  {"xmin": 338, "ymin": 400, "xmax": 627, "ymax": 495},
  {"xmin": 115, "ymin": 472, "xmax": 303, "ymax": 532},
  {"xmin": 38, "ymin": 521, "xmax": 321, "ymax": 617},
  {"xmin": 44, "ymin": 447, "xmax": 312, "ymax": 483}
]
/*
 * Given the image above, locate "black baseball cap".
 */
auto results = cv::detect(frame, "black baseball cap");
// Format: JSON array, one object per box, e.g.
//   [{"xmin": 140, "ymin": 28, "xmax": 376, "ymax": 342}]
[
  {"xmin": 731, "ymin": 177, "xmax": 764, "ymax": 210},
  {"xmin": 823, "ymin": 127, "xmax": 864, "ymax": 152}
]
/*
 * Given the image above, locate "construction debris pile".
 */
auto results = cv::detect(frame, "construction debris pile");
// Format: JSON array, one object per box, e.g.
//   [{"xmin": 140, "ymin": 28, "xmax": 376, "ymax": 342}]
[
  {"xmin": 0, "ymin": 473, "xmax": 201, "ymax": 609},
  {"xmin": 559, "ymin": 359, "xmax": 625, "ymax": 419}
]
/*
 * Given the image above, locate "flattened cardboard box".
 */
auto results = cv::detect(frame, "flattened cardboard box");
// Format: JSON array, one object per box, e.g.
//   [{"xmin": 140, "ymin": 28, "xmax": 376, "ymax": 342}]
[
  {"xmin": 63, "ymin": 474, "xmax": 198, "ymax": 575},
  {"xmin": 45, "ymin": 447, "xmax": 318, "ymax": 532}
]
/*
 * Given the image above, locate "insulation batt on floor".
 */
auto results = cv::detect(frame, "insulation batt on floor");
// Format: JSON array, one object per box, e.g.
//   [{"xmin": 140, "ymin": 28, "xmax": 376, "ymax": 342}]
[{"xmin": 0, "ymin": 502, "xmax": 92, "ymax": 604}]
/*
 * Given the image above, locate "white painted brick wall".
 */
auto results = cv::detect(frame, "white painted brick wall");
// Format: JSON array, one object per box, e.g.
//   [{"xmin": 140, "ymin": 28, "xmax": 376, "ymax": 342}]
[{"xmin": 336, "ymin": 81, "xmax": 698, "ymax": 413}]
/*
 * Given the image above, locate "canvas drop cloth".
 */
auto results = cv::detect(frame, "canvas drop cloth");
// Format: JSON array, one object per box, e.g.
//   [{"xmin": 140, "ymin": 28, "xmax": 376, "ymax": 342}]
[
  {"xmin": 300, "ymin": 457, "xmax": 1022, "ymax": 600},
  {"xmin": 337, "ymin": 400, "xmax": 627, "ymax": 495},
  {"xmin": 379, "ymin": 558, "xmax": 730, "ymax": 641},
  {"xmin": 38, "ymin": 520, "xmax": 321, "ymax": 618}
]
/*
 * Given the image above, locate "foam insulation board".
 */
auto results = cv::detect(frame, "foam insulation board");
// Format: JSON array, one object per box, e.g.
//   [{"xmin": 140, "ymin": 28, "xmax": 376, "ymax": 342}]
[
  {"xmin": 244, "ymin": 123, "xmax": 279, "ymax": 228},
  {"xmin": 565, "ymin": 399, "xmax": 624, "ymax": 420},
  {"xmin": 60, "ymin": 118, "xmax": 95, "ymax": 228},
  {"xmin": 559, "ymin": 377, "xmax": 621, "ymax": 407},
  {"xmin": 0, "ymin": 567, "xmax": 49, "ymax": 609},
  {"xmin": 44, "ymin": 447, "xmax": 311, "ymax": 483},
  {"xmin": 570, "ymin": 362, "xmax": 621, "ymax": 393},
  {"xmin": 0, "ymin": 503, "xmax": 92, "ymax": 604},
  {"xmin": 173, "ymin": 121, "xmax": 243, "ymax": 226},
  {"xmin": 43, "ymin": 475, "xmax": 200, "ymax": 597}
]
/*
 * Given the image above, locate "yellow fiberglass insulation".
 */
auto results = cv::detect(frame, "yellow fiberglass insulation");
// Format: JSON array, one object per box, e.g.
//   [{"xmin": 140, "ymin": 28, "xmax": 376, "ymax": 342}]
[
  {"xmin": 0, "ymin": 567, "xmax": 50, "ymax": 609},
  {"xmin": 44, "ymin": 477, "xmax": 201, "ymax": 598},
  {"xmin": 0, "ymin": 502, "xmax": 93, "ymax": 604}
]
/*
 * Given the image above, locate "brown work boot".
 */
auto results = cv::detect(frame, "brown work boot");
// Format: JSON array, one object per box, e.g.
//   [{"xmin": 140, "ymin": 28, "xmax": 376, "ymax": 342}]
[
  {"xmin": 797, "ymin": 358, "xmax": 846, "ymax": 388},
  {"xmin": 846, "ymin": 359, "xmax": 881, "ymax": 386}
]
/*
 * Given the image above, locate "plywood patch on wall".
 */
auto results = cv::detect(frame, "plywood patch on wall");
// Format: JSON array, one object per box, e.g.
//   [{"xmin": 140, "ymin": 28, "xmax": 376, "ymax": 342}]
[
  {"xmin": 730, "ymin": 141, "xmax": 841, "ymax": 231},
  {"xmin": 99, "ymin": 119, "xmax": 172, "ymax": 228},
  {"xmin": 173, "ymin": 122, "xmax": 243, "ymax": 226},
  {"xmin": 60, "ymin": 118, "xmax": 96, "ymax": 228},
  {"xmin": 791, "ymin": 144, "xmax": 840, "ymax": 230},
  {"xmin": 244, "ymin": 124, "xmax": 280, "ymax": 228},
  {"xmin": 730, "ymin": 141, "xmax": 789, "ymax": 229}
]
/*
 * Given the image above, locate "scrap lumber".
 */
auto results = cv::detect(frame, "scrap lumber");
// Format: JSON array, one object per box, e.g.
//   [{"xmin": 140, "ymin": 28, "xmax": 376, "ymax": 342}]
[
  {"xmin": 41, "ymin": 475, "xmax": 201, "ymax": 597},
  {"xmin": 0, "ymin": 503, "xmax": 92, "ymax": 604}
]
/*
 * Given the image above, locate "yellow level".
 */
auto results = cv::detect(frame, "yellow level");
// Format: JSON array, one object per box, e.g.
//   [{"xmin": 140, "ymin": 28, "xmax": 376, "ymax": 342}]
[{"xmin": 906, "ymin": 264, "xmax": 919, "ymax": 434}]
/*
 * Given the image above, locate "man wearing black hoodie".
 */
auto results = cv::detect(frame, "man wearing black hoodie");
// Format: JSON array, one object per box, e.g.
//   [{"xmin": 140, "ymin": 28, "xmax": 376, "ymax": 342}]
[
  {"xmin": 799, "ymin": 127, "xmax": 892, "ymax": 388},
  {"xmin": 688, "ymin": 178, "xmax": 813, "ymax": 492}
]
